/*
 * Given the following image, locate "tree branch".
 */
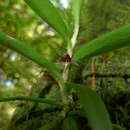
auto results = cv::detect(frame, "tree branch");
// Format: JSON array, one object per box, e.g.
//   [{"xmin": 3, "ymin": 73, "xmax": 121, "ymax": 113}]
[{"xmin": 85, "ymin": 73, "xmax": 130, "ymax": 79}]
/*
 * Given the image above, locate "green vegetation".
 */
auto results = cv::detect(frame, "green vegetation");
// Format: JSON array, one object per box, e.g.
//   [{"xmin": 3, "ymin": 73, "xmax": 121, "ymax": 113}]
[{"xmin": 0, "ymin": 0, "xmax": 130, "ymax": 129}]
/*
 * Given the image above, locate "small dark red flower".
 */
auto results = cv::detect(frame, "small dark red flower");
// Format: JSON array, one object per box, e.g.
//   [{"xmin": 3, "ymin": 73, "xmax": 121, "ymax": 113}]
[
  {"xmin": 60, "ymin": 54, "xmax": 72, "ymax": 62},
  {"xmin": 59, "ymin": 54, "xmax": 78, "ymax": 65}
]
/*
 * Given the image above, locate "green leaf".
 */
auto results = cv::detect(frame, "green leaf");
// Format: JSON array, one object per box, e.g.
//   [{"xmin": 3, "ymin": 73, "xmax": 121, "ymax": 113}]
[
  {"xmin": 74, "ymin": 24, "xmax": 130, "ymax": 61},
  {"xmin": 66, "ymin": 83, "xmax": 113, "ymax": 130},
  {"xmin": 68, "ymin": 110, "xmax": 86, "ymax": 118},
  {"xmin": 24, "ymin": 0, "xmax": 69, "ymax": 42},
  {"xmin": 39, "ymin": 119, "xmax": 61, "ymax": 130},
  {"xmin": 71, "ymin": 0, "xmax": 85, "ymax": 47},
  {"xmin": 71, "ymin": 0, "xmax": 84, "ymax": 24},
  {"xmin": 0, "ymin": 31, "xmax": 64, "ymax": 84},
  {"xmin": 38, "ymin": 124, "xmax": 51, "ymax": 130},
  {"xmin": 113, "ymin": 124, "xmax": 126, "ymax": 130},
  {"xmin": 0, "ymin": 96, "xmax": 66, "ymax": 107},
  {"xmin": 63, "ymin": 117, "xmax": 79, "ymax": 130}
]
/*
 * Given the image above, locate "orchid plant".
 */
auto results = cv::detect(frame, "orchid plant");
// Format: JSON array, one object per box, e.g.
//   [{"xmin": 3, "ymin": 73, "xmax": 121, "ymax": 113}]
[{"xmin": 0, "ymin": 0, "xmax": 130, "ymax": 129}]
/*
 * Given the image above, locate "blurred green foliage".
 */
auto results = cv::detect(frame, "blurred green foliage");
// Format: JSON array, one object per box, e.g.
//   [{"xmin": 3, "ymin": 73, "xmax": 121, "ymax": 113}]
[
  {"xmin": 0, "ymin": 0, "xmax": 130, "ymax": 130},
  {"xmin": 0, "ymin": 0, "xmax": 66, "ymax": 129}
]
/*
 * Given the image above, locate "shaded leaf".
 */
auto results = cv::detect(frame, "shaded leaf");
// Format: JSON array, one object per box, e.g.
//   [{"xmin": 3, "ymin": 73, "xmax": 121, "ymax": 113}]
[
  {"xmin": 24, "ymin": 0, "xmax": 69, "ymax": 42},
  {"xmin": 63, "ymin": 117, "xmax": 79, "ymax": 130},
  {"xmin": 0, "ymin": 31, "xmax": 64, "ymax": 84},
  {"xmin": 39, "ymin": 124, "xmax": 51, "ymax": 130},
  {"xmin": 113, "ymin": 124, "xmax": 126, "ymax": 130},
  {"xmin": 66, "ymin": 83, "xmax": 113, "ymax": 130},
  {"xmin": 68, "ymin": 110, "xmax": 86, "ymax": 118},
  {"xmin": 74, "ymin": 24, "xmax": 130, "ymax": 61},
  {"xmin": 0, "ymin": 96, "xmax": 66, "ymax": 107}
]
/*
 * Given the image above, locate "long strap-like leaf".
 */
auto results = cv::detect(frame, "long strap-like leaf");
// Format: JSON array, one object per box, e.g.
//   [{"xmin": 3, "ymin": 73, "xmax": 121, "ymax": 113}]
[
  {"xmin": 71, "ymin": 0, "xmax": 84, "ymax": 24},
  {"xmin": 71, "ymin": 0, "xmax": 85, "ymax": 47},
  {"xmin": 0, "ymin": 31, "xmax": 64, "ymax": 84},
  {"xmin": 0, "ymin": 97, "xmax": 66, "ymax": 107},
  {"xmin": 74, "ymin": 24, "xmax": 130, "ymax": 61},
  {"xmin": 24, "ymin": 0, "xmax": 69, "ymax": 42},
  {"xmin": 66, "ymin": 83, "xmax": 113, "ymax": 130}
]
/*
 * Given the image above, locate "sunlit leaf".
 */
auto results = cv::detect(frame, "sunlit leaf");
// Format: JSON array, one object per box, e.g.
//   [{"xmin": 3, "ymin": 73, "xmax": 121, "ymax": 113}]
[
  {"xmin": 71, "ymin": 0, "xmax": 85, "ymax": 47},
  {"xmin": 0, "ymin": 31, "xmax": 64, "ymax": 84},
  {"xmin": 24, "ymin": 0, "xmax": 69, "ymax": 42},
  {"xmin": 63, "ymin": 117, "xmax": 79, "ymax": 130},
  {"xmin": 71, "ymin": 0, "xmax": 85, "ymax": 24},
  {"xmin": 74, "ymin": 24, "xmax": 130, "ymax": 61},
  {"xmin": 66, "ymin": 83, "xmax": 113, "ymax": 130}
]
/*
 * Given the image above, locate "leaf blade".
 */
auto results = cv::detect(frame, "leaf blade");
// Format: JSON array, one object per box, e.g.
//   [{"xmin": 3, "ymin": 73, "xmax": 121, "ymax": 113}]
[
  {"xmin": 63, "ymin": 117, "xmax": 79, "ymax": 130},
  {"xmin": 66, "ymin": 83, "xmax": 113, "ymax": 130},
  {"xmin": 71, "ymin": 0, "xmax": 85, "ymax": 24},
  {"xmin": 0, "ymin": 31, "xmax": 64, "ymax": 84},
  {"xmin": 74, "ymin": 24, "xmax": 130, "ymax": 61},
  {"xmin": 39, "ymin": 124, "xmax": 51, "ymax": 130},
  {"xmin": 24, "ymin": 0, "xmax": 69, "ymax": 42},
  {"xmin": 0, "ymin": 97, "xmax": 66, "ymax": 107},
  {"xmin": 71, "ymin": 0, "xmax": 85, "ymax": 47}
]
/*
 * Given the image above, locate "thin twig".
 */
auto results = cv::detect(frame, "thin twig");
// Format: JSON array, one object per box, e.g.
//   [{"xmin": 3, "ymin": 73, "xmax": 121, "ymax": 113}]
[
  {"xmin": 85, "ymin": 73, "xmax": 130, "ymax": 79},
  {"xmin": 0, "ymin": 97, "xmax": 66, "ymax": 107}
]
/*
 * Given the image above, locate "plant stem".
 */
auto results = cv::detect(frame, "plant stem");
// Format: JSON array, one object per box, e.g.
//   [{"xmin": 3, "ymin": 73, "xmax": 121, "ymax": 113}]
[
  {"xmin": 71, "ymin": 24, "xmax": 79, "ymax": 48},
  {"xmin": 58, "ymin": 82, "xmax": 68, "ymax": 104},
  {"xmin": 58, "ymin": 63, "xmax": 70, "ymax": 104},
  {"xmin": 63, "ymin": 63, "xmax": 69, "ymax": 82},
  {"xmin": 91, "ymin": 57, "xmax": 96, "ymax": 89}
]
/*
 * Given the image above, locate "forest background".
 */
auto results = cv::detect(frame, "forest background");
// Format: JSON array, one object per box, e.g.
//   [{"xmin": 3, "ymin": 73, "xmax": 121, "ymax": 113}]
[{"xmin": 0, "ymin": 0, "xmax": 130, "ymax": 130}]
